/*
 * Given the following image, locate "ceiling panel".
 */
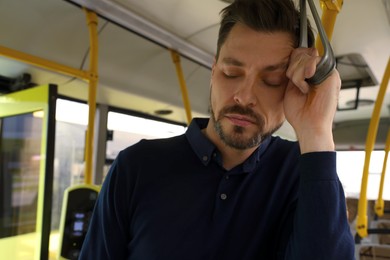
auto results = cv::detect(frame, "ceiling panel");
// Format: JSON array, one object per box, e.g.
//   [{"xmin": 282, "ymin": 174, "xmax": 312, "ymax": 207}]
[
  {"xmin": 0, "ymin": 0, "xmax": 92, "ymax": 69},
  {"xmin": 112, "ymin": 0, "xmax": 226, "ymax": 41},
  {"xmin": 97, "ymin": 22, "xmax": 211, "ymax": 114}
]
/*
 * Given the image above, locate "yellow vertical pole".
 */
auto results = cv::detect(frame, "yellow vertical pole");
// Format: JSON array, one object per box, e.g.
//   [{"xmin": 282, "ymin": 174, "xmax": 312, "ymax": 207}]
[
  {"xmin": 316, "ymin": 0, "xmax": 343, "ymax": 55},
  {"xmin": 170, "ymin": 50, "xmax": 192, "ymax": 125},
  {"xmin": 84, "ymin": 9, "xmax": 99, "ymax": 185},
  {"xmin": 356, "ymin": 57, "xmax": 390, "ymax": 238},
  {"xmin": 375, "ymin": 129, "xmax": 390, "ymax": 217}
]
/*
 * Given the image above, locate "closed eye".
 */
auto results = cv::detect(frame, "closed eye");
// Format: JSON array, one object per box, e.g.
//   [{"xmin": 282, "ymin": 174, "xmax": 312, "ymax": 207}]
[
  {"xmin": 223, "ymin": 72, "xmax": 239, "ymax": 79},
  {"xmin": 262, "ymin": 74, "xmax": 288, "ymax": 88},
  {"xmin": 263, "ymin": 81, "xmax": 282, "ymax": 87},
  {"xmin": 221, "ymin": 68, "xmax": 242, "ymax": 79},
  {"xmin": 219, "ymin": 63, "xmax": 243, "ymax": 79}
]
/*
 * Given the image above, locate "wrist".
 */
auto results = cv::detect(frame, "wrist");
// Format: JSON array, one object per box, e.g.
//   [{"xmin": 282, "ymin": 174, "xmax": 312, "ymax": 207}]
[{"xmin": 297, "ymin": 129, "xmax": 335, "ymax": 154}]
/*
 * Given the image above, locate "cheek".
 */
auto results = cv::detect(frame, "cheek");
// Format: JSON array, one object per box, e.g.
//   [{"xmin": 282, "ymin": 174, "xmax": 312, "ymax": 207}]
[
  {"xmin": 210, "ymin": 86, "xmax": 224, "ymax": 116},
  {"xmin": 258, "ymin": 87, "xmax": 285, "ymax": 107},
  {"xmin": 210, "ymin": 77, "xmax": 234, "ymax": 107},
  {"xmin": 271, "ymin": 94, "xmax": 286, "ymax": 122},
  {"xmin": 258, "ymin": 89, "xmax": 286, "ymax": 120}
]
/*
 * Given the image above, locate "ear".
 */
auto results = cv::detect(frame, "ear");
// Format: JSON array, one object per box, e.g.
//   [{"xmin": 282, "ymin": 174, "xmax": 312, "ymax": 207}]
[
  {"xmin": 210, "ymin": 57, "xmax": 217, "ymax": 86},
  {"xmin": 211, "ymin": 57, "xmax": 217, "ymax": 76}
]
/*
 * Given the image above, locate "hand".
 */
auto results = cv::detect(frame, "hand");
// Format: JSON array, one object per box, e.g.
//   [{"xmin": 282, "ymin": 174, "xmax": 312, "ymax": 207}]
[{"xmin": 284, "ymin": 47, "xmax": 341, "ymax": 153}]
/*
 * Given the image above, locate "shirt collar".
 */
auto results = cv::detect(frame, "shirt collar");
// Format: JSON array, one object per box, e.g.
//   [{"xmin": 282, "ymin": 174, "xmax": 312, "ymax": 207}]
[
  {"xmin": 242, "ymin": 137, "xmax": 270, "ymax": 172},
  {"xmin": 185, "ymin": 118, "xmax": 215, "ymax": 166},
  {"xmin": 185, "ymin": 118, "xmax": 271, "ymax": 172}
]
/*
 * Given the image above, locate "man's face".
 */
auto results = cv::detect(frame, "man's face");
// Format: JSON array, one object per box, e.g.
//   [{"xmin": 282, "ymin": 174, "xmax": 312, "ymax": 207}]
[{"xmin": 210, "ymin": 23, "xmax": 295, "ymax": 150}]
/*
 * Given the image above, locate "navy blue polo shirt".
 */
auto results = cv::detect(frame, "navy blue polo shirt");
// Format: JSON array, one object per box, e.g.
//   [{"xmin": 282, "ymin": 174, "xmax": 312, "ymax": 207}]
[{"xmin": 79, "ymin": 118, "xmax": 355, "ymax": 260}]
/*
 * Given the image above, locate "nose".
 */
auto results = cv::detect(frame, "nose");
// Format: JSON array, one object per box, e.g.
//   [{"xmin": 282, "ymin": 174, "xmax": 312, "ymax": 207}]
[{"xmin": 233, "ymin": 77, "xmax": 257, "ymax": 107}]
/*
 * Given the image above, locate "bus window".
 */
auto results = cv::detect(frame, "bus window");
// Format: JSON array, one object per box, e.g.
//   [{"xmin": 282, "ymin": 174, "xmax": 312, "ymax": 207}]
[
  {"xmin": 0, "ymin": 113, "xmax": 42, "ymax": 239},
  {"xmin": 337, "ymin": 151, "xmax": 387, "ymax": 200}
]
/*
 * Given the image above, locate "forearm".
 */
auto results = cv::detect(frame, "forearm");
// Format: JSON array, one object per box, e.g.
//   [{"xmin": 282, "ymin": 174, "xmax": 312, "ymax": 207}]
[{"xmin": 285, "ymin": 152, "xmax": 355, "ymax": 260}]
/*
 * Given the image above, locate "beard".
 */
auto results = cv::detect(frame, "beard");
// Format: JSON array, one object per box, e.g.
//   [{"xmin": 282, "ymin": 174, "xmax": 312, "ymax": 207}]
[{"xmin": 210, "ymin": 104, "xmax": 283, "ymax": 150}]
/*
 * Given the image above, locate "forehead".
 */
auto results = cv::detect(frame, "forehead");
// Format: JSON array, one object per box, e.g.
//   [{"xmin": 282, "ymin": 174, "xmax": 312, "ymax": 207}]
[{"xmin": 219, "ymin": 23, "xmax": 295, "ymax": 66}]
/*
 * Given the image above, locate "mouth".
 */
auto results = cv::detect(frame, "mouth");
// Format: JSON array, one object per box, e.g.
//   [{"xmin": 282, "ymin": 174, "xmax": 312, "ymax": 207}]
[{"xmin": 225, "ymin": 114, "xmax": 257, "ymax": 127}]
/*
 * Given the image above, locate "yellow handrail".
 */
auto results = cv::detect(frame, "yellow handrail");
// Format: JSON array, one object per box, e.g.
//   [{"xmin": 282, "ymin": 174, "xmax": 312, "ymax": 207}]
[
  {"xmin": 170, "ymin": 50, "xmax": 192, "ymax": 125},
  {"xmin": 316, "ymin": 0, "xmax": 343, "ymax": 55},
  {"xmin": 0, "ymin": 45, "xmax": 89, "ymax": 80},
  {"xmin": 356, "ymin": 57, "xmax": 390, "ymax": 238},
  {"xmin": 83, "ymin": 9, "xmax": 99, "ymax": 185},
  {"xmin": 375, "ymin": 129, "xmax": 390, "ymax": 217}
]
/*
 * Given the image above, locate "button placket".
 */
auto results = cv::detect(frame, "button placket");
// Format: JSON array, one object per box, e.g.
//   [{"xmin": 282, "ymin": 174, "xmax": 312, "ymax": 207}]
[{"xmin": 219, "ymin": 175, "xmax": 230, "ymax": 200}]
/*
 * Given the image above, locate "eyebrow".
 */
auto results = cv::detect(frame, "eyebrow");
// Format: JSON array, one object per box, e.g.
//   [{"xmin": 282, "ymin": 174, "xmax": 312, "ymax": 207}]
[
  {"xmin": 221, "ymin": 57, "xmax": 244, "ymax": 67},
  {"xmin": 221, "ymin": 57, "xmax": 289, "ymax": 72},
  {"xmin": 263, "ymin": 61, "xmax": 289, "ymax": 72}
]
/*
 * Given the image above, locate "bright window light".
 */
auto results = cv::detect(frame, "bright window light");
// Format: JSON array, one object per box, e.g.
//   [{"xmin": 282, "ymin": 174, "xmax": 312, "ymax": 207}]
[
  {"xmin": 337, "ymin": 151, "xmax": 390, "ymax": 200},
  {"xmin": 107, "ymin": 111, "xmax": 186, "ymax": 138},
  {"xmin": 56, "ymin": 99, "xmax": 89, "ymax": 125},
  {"xmin": 55, "ymin": 99, "xmax": 185, "ymax": 137}
]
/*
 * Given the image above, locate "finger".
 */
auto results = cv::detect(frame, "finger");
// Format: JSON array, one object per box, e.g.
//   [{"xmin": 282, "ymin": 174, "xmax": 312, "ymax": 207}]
[
  {"xmin": 304, "ymin": 48, "xmax": 320, "ymax": 79},
  {"xmin": 286, "ymin": 48, "xmax": 310, "ymax": 78},
  {"xmin": 290, "ymin": 65, "xmax": 310, "ymax": 94},
  {"xmin": 287, "ymin": 48, "xmax": 318, "ymax": 93},
  {"xmin": 286, "ymin": 48, "xmax": 317, "ymax": 79}
]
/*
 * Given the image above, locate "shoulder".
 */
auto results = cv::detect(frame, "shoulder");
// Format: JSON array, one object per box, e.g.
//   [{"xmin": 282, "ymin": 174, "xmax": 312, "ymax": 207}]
[
  {"xmin": 268, "ymin": 136, "xmax": 300, "ymax": 156},
  {"xmin": 256, "ymin": 136, "xmax": 301, "ymax": 175},
  {"xmin": 115, "ymin": 134, "xmax": 191, "ymax": 165},
  {"xmin": 122, "ymin": 134, "xmax": 187, "ymax": 154},
  {"xmin": 103, "ymin": 135, "xmax": 189, "ymax": 196}
]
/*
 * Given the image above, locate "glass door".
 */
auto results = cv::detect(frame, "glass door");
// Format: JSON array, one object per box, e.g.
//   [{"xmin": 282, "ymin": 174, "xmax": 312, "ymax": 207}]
[{"xmin": 0, "ymin": 84, "xmax": 57, "ymax": 260}]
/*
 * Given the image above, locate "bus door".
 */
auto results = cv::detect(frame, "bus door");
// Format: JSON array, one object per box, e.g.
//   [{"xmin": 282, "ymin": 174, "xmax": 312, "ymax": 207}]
[{"xmin": 0, "ymin": 84, "xmax": 57, "ymax": 260}]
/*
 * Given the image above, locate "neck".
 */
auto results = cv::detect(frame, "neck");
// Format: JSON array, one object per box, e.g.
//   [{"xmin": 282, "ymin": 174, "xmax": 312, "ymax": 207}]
[{"xmin": 202, "ymin": 124, "xmax": 258, "ymax": 171}]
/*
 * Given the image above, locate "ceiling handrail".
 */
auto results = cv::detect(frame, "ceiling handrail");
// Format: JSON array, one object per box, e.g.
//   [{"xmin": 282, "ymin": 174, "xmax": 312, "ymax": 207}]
[
  {"xmin": 299, "ymin": 0, "xmax": 339, "ymax": 85},
  {"xmin": 0, "ymin": 45, "xmax": 90, "ymax": 80}
]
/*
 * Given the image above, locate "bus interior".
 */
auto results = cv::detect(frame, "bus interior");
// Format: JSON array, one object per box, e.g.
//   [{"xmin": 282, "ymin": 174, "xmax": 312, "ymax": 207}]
[{"xmin": 0, "ymin": 0, "xmax": 390, "ymax": 259}]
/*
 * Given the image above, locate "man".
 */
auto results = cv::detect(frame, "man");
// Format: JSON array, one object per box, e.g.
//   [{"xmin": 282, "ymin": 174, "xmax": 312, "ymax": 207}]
[{"xmin": 79, "ymin": 0, "xmax": 355, "ymax": 259}]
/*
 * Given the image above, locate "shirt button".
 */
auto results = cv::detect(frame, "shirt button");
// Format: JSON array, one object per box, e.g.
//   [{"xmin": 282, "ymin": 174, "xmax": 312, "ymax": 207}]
[
  {"xmin": 220, "ymin": 193, "xmax": 227, "ymax": 200},
  {"xmin": 225, "ymin": 175, "xmax": 229, "ymax": 180},
  {"xmin": 202, "ymin": 155, "xmax": 208, "ymax": 161}
]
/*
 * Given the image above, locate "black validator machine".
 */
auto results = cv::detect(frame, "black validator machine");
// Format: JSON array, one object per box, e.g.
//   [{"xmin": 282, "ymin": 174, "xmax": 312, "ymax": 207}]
[{"xmin": 57, "ymin": 184, "xmax": 100, "ymax": 260}]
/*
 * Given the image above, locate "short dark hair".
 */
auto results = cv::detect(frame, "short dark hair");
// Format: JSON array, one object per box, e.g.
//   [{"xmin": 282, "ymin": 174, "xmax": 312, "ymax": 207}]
[{"xmin": 216, "ymin": 0, "xmax": 315, "ymax": 59}]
